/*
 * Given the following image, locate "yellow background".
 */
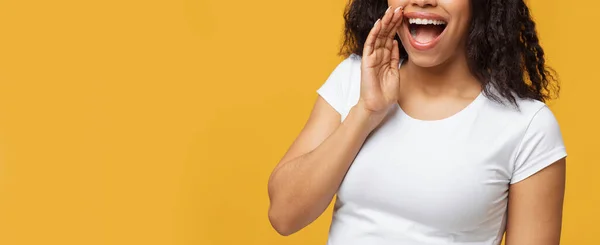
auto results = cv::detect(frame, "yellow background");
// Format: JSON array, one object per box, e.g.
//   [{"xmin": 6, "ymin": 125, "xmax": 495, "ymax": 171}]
[{"xmin": 0, "ymin": 0, "xmax": 596, "ymax": 244}]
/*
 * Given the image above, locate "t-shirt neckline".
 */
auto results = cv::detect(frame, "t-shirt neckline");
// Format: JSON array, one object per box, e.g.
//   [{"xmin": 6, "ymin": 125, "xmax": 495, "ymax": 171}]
[
  {"xmin": 395, "ymin": 91, "xmax": 485, "ymax": 123},
  {"xmin": 395, "ymin": 59, "xmax": 485, "ymax": 123}
]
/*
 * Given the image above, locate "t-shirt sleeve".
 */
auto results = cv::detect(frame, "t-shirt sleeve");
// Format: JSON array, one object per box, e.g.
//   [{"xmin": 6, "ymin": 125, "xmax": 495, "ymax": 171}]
[
  {"xmin": 510, "ymin": 105, "xmax": 567, "ymax": 184},
  {"xmin": 316, "ymin": 55, "xmax": 356, "ymax": 116}
]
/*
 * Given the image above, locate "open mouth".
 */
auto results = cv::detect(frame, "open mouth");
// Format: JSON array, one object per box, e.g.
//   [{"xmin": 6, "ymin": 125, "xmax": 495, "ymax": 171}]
[{"xmin": 407, "ymin": 18, "xmax": 447, "ymax": 44}]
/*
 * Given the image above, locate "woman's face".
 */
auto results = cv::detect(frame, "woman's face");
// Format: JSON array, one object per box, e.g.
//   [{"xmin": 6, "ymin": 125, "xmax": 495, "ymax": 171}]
[{"xmin": 388, "ymin": 0, "xmax": 471, "ymax": 67}]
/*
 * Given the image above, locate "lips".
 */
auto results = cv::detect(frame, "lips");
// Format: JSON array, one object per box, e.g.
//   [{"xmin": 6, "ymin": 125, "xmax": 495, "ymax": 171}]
[{"xmin": 402, "ymin": 12, "xmax": 449, "ymax": 51}]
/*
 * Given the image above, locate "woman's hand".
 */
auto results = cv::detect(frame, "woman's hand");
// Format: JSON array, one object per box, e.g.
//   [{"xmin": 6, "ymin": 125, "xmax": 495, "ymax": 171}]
[{"xmin": 357, "ymin": 6, "xmax": 404, "ymax": 127}]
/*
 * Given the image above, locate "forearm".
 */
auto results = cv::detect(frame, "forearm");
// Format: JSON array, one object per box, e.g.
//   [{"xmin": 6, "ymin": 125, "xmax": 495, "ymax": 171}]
[{"xmin": 268, "ymin": 104, "xmax": 376, "ymax": 235}]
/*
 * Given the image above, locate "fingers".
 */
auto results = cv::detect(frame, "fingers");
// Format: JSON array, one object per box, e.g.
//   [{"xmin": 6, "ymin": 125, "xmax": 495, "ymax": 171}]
[
  {"xmin": 390, "ymin": 40, "xmax": 400, "ymax": 69},
  {"xmin": 381, "ymin": 7, "xmax": 403, "ymax": 65},
  {"xmin": 379, "ymin": 6, "xmax": 395, "ymax": 36},
  {"xmin": 387, "ymin": 7, "xmax": 403, "ymax": 40},
  {"xmin": 376, "ymin": 6, "xmax": 403, "ymax": 50},
  {"xmin": 363, "ymin": 6, "xmax": 404, "ymax": 57},
  {"xmin": 363, "ymin": 18, "xmax": 381, "ymax": 56}
]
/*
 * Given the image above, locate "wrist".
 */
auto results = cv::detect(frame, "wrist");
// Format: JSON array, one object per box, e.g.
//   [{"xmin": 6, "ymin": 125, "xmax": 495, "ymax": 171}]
[{"xmin": 349, "ymin": 100, "xmax": 386, "ymax": 132}]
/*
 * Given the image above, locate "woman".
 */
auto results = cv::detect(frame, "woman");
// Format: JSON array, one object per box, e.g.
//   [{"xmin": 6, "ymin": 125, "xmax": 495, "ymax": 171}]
[{"xmin": 267, "ymin": 0, "xmax": 567, "ymax": 244}]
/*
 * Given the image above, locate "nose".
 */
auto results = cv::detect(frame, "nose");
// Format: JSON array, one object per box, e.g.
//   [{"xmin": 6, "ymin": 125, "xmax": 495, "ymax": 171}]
[{"xmin": 410, "ymin": 0, "xmax": 437, "ymax": 8}]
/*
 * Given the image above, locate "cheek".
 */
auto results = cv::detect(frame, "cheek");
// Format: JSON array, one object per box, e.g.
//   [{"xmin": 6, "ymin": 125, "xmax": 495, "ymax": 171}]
[
  {"xmin": 387, "ymin": 0, "xmax": 409, "ymax": 8},
  {"xmin": 440, "ymin": 0, "xmax": 471, "ymax": 33},
  {"xmin": 439, "ymin": 0, "xmax": 471, "ymax": 19},
  {"xmin": 438, "ymin": 0, "xmax": 470, "ymax": 8}
]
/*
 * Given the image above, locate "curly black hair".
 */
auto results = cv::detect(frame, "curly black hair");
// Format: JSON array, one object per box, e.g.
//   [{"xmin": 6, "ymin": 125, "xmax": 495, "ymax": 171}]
[{"xmin": 340, "ymin": 0, "xmax": 559, "ymax": 106}]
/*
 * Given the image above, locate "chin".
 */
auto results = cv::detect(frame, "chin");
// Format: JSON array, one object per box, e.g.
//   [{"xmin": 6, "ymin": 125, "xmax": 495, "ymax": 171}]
[
  {"xmin": 404, "ymin": 51, "xmax": 448, "ymax": 68},
  {"xmin": 400, "ymin": 45, "xmax": 449, "ymax": 68}
]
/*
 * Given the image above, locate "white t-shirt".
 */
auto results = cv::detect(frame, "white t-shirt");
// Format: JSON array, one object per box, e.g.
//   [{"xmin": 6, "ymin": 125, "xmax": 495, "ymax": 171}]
[{"xmin": 316, "ymin": 54, "xmax": 567, "ymax": 245}]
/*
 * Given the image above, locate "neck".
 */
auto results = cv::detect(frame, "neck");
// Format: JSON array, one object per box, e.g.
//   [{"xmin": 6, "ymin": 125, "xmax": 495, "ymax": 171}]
[{"xmin": 402, "ymin": 53, "xmax": 481, "ymax": 97}]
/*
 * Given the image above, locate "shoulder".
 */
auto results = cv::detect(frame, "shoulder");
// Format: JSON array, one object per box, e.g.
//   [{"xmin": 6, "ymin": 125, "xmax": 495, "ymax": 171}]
[
  {"xmin": 346, "ymin": 53, "xmax": 362, "ymax": 64},
  {"xmin": 328, "ymin": 53, "xmax": 361, "ymax": 71},
  {"xmin": 479, "ymin": 93, "xmax": 562, "ymax": 147},
  {"xmin": 511, "ymin": 98, "xmax": 560, "ymax": 139},
  {"xmin": 333, "ymin": 54, "xmax": 361, "ymax": 75},
  {"xmin": 481, "ymin": 93, "xmax": 564, "ymax": 150},
  {"xmin": 507, "ymin": 98, "xmax": 566, "ymax": 184},
  {"xmin": 478, "ymin": 93, "xmax": 566, "ymax": 183},
  {"xmin": 322, "ymin": 54, "xmax": 362, "ymax": 88},
  {"xmin": 482, "ymin": 91, "xmax": 550, "ymax": 125},
  {"xmin": 316, "ymin": 54, "xmax": 363, "ymax": 119},
  {"xmin": 511, "ymin": 98, "xmax": 562, "ymax": 140}
]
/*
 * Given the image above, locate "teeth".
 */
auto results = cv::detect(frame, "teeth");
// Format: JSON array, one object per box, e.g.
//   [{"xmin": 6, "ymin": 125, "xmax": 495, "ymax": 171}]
[{"xmin": 408, "ymin": 18, "xmax": 447, "ymax": 25}]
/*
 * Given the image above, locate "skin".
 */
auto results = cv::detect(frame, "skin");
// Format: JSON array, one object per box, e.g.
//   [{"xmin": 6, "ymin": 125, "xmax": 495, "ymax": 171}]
[
  {"xmin": 394, "ymin": 0, "xmax": 481, "ymax": 121},
  {"xmin": 268, "ymin": 0, "xmax": 566, "ymax": 243}
]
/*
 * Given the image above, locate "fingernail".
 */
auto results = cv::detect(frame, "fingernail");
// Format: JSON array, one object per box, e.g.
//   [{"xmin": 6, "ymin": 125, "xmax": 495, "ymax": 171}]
[
  {"xmin": 374, "ymin": 19, "xmax": 380, "ymax": 26},
  {"xmin": 385, "ymin": 6, "xmax": 391, "ymax": 14},
  {"xmin": 394, "ymin": 6, "xmax": 402, "ymax": 13}
]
